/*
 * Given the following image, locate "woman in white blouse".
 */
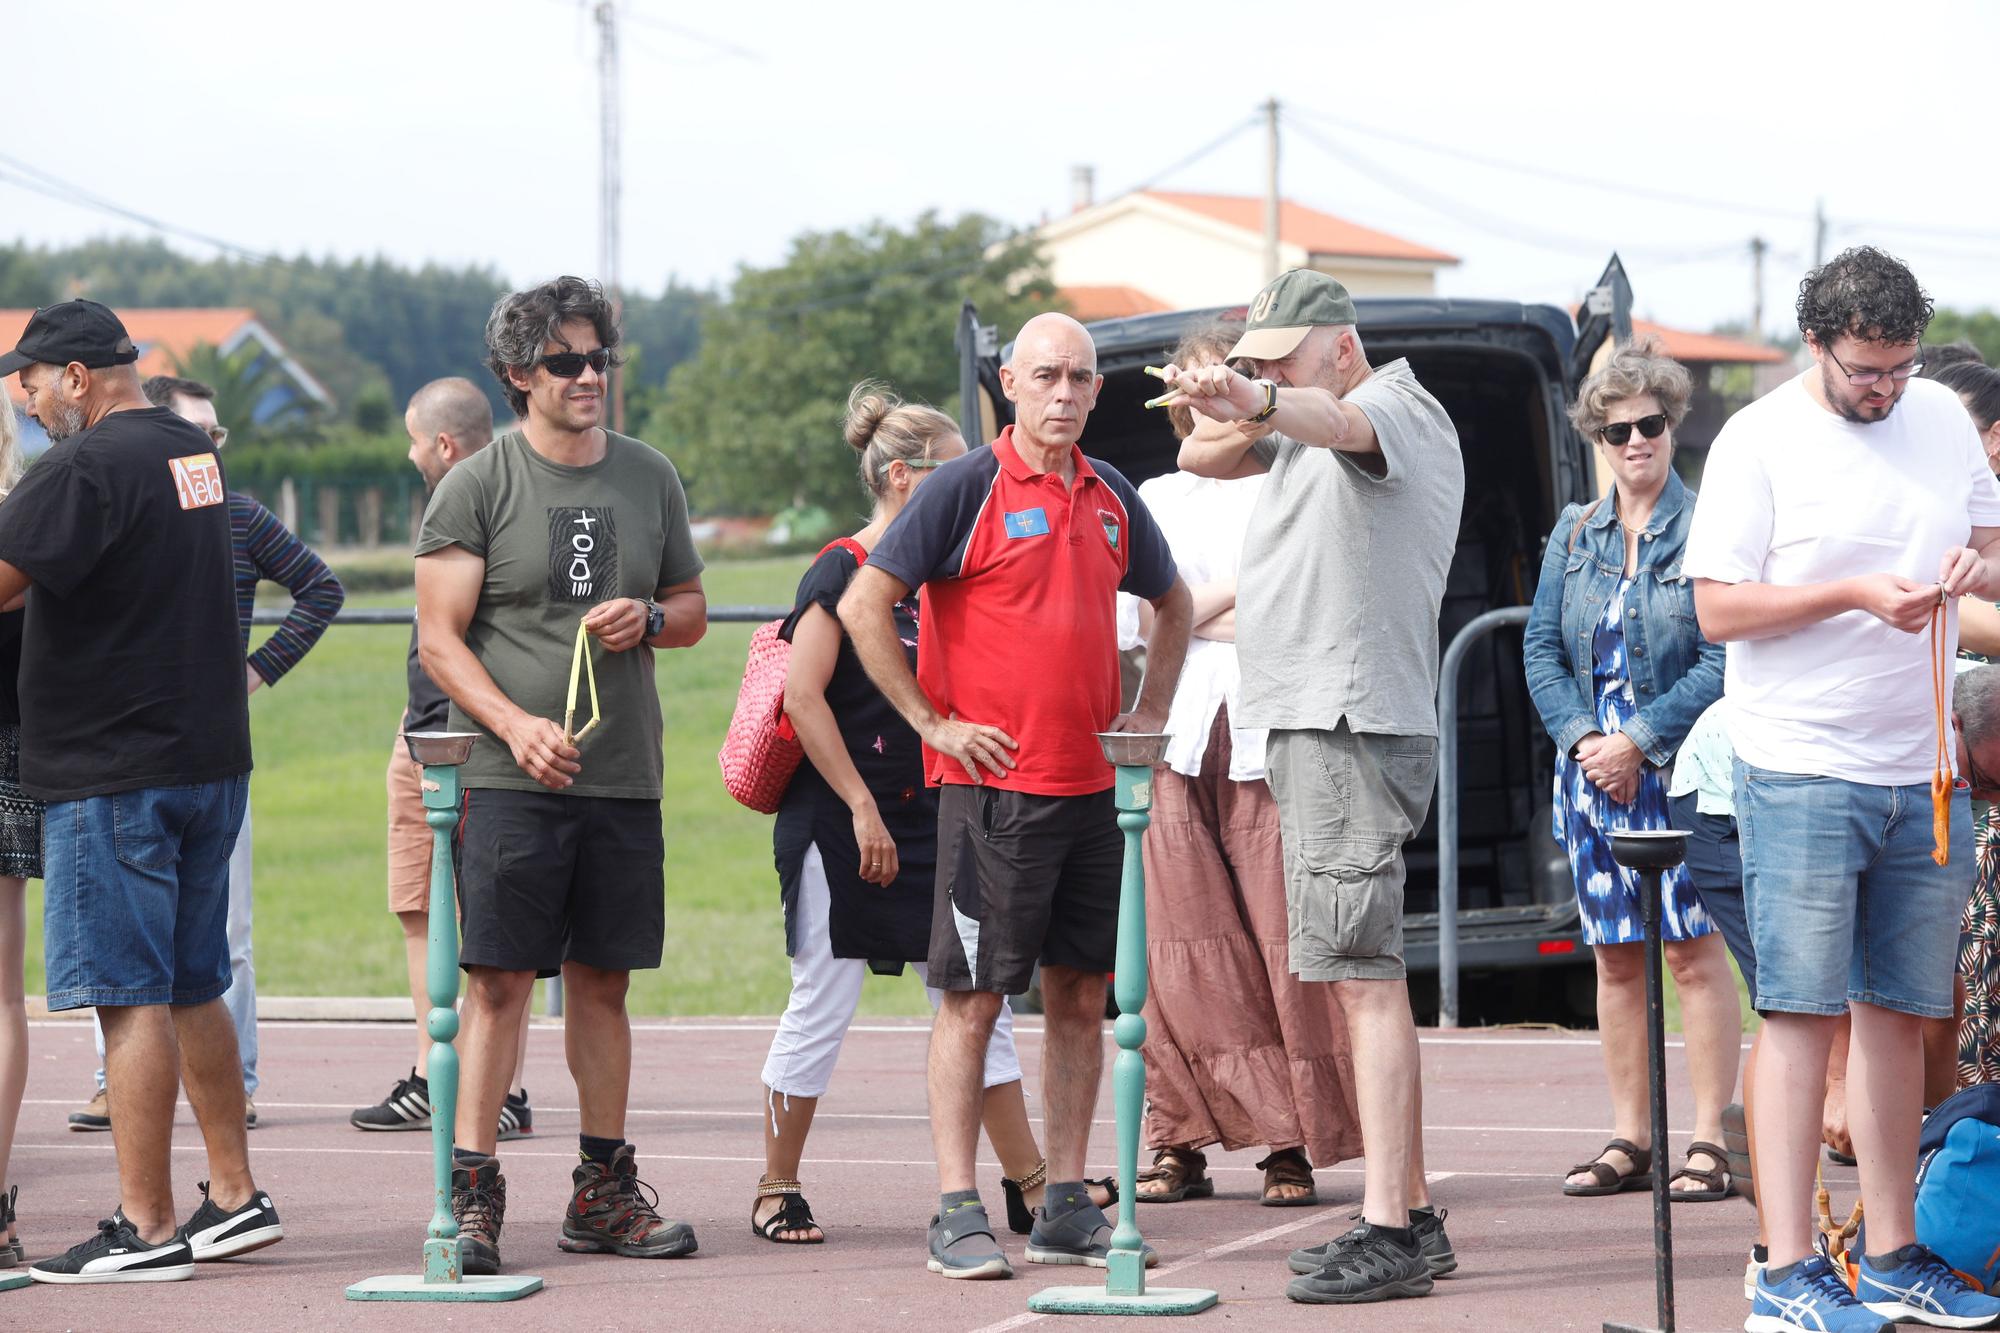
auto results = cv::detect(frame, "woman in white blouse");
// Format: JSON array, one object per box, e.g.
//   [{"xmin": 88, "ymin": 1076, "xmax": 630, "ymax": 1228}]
[{"xmin": 1119, "ymin": 324, "xmax": 1361, "ymax": 1209}]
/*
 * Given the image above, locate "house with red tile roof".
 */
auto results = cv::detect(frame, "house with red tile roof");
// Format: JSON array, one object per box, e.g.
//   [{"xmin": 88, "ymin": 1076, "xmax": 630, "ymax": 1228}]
[
  {"xmin": 1036, "ymin": 189, "xmax": 1459, "ymax": 318},
  {"xmin": 1, "ymin": 306, "xmax": 331, "ymax": 451}
]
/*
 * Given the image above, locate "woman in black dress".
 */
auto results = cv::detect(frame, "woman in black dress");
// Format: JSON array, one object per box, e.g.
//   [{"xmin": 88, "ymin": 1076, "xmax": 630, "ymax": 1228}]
[{"xmin": 0, "ymin": 399, "xmax": 37, "ymax": 1266}]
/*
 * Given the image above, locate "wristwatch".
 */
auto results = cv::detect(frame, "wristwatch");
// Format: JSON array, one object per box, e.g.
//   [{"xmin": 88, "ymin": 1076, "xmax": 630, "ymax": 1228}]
[
  {"xmin": 1249, "ymin": 378, "xmax": 1280, "ymax": 423},
  {"xmin": 640, "ymin": 599, "xmax": 665, "ymax": 639}
]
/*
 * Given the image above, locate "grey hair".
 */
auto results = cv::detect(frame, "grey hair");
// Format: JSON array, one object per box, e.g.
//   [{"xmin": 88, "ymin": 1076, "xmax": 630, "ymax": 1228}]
[
  {"xmin": 0, "ymin": 398, "xmax": 18, "ymax": 495},
  {"xmin": 407, "ymin": 376, "xmax": 495, "ymax": 449},
  {"xmin": 842, "ymin": 380, "xmax": 957, "ymax": 500},
  {"xmin": 1570, "ymin": 335, "xmax": 1694, "ymax": 438},
  {"xmin": 1957, "ymin": 664, "xmax": 2000, "ymax": 750},
  {"xmin": 483, "ymin": 276, "xmax": 624, "ymax": 418}
]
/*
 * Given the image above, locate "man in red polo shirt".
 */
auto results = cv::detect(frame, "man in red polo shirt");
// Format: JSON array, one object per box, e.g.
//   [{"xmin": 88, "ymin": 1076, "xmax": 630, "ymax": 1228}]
[{"xmin": 842, "ymin": 313, "xmax": 1192, "ymax": 1280}]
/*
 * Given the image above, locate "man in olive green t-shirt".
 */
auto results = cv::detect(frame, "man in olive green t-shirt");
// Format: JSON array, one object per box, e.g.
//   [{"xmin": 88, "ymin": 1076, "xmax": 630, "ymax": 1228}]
[{"xmin": 415, "ymin": 276, "xmax": 706, "ymax": 1276}]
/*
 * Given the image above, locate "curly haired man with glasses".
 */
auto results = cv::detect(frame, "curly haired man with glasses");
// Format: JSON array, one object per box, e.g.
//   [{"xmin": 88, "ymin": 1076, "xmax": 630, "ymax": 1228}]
[
  {"xmin": 1686, "ymin": 247, "xmax": 2000, "ymax": 1333},
  {"xmin": 415, "ymin": 276, "xmax": 708, "ymax": 1276}
]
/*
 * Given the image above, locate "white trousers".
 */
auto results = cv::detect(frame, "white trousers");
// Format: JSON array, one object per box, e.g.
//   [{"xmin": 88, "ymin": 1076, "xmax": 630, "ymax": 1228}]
[{"xmin": 762, "ymin": 843, "xmax": 1023, "ymax": 1099}]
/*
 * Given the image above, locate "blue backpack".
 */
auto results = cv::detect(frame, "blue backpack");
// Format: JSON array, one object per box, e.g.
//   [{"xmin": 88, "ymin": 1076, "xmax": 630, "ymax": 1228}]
[{"xmin": 1916, "ymin": 1083, "xmax": 2000, "ymax": 1293}]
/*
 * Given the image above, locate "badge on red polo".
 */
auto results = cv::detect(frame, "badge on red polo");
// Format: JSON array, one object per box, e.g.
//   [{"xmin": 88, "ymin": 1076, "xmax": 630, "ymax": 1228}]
[
  {"xmin": 1003, "ymin": 507, "xmax": 1050, "ymax": 539},
  {"xmin": 169, "ymin": 453, "xmax": 225, "ymax": 510},
  {"xmin": 1097, "ymin": 509, "xmax": 1121, "ymax": 551}
]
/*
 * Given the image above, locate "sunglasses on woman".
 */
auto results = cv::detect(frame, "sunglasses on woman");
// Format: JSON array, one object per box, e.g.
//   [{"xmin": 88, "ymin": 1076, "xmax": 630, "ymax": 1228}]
[
  {"xmin": 539, "ymin": 348, "xmax": 614, "ymax": 378},
  {"xmin": 1596, "ymin": 413, "xmax": 1668, "ymax": 447}
]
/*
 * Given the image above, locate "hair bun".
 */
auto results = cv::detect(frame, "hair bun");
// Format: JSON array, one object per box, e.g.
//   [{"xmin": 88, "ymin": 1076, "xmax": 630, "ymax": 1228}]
[{"xmin": 844, "ymin": 379, "xmax": 900, "ymax": 452}]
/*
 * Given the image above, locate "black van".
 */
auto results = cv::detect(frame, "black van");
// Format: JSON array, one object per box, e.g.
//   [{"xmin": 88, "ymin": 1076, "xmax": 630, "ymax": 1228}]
[{"xmin": 953, "ymin": 258, "xmax": 1636, "ymax": 1024}]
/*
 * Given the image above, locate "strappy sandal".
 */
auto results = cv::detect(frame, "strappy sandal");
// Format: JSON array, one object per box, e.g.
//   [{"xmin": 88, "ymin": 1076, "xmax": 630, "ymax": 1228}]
[
  {"xmin": 1256, "ymin": 1147, "xmax": 1318, "ymax": 1207},
  {"xmin": 1135, "ymin": 1146, "xmax": 1213, "ymax": 1203},
  {"xmin": 1669, "ymin": 1141, "xmax": 1731, "ymax": 1203},
  {"xmin": 1000, "ymin": 1159, "xmax": 1121, "ymax": 1233},
  {"xmin": 750, "ymin": 1176, "xmax": 823, "ymax": 1244},
  {"xmin": 1562, "ymin": 1138, "xmax": 1653, "ymax": 1196},
  {"xmin": 1, "ymin": 1184, "xmax": 19, "ymax": 1266}
]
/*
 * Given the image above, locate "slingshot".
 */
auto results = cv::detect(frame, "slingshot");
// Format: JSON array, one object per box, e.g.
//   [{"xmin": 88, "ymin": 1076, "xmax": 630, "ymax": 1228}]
[
  {"xmin": 1931, "ymin": 598, "xmax": 1953, "ymax": 866},
  {"xmin": 564, "ymin": 618, "xmax": 603, "ymax": 746}
]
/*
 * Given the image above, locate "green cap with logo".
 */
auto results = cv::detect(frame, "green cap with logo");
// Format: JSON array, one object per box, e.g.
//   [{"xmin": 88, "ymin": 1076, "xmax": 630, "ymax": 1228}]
[{"xmin": 1228, "ymin": 269, "xmax": 1358, "ymax": 361}]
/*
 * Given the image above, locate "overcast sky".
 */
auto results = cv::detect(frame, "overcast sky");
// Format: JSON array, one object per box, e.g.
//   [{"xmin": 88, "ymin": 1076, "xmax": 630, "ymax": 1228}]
[{"xmin": 6, "ymin": 0, "xmax": 1995, "ymax": 339}]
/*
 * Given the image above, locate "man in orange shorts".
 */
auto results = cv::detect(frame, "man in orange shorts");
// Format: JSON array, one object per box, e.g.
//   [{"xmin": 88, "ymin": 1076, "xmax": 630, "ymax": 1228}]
[{"xmin": 350, "ymin": 377, "xmax": 531, "ymax": 1138}]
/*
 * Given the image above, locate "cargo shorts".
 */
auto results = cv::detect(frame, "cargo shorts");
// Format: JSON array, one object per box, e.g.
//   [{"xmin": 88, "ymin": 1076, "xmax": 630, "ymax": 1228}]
[{"xmin": 1265, "ymin": 722, "xmax": 1436, "ymax": 982}]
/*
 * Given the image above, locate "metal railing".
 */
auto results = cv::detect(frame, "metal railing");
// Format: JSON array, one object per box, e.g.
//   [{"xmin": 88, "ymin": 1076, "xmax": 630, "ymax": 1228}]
[
  {"xmin": 1434, "ymin": 605, "xmax": 1532, "ymax": 1030},
  {"xmin": 251, "ymin": 605, "xmax": 789, "ymax": 626}
]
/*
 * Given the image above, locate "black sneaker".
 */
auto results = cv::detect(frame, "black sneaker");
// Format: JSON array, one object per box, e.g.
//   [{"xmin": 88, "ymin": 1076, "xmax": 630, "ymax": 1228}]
[
  {"xmin": 28, "ymin": 1214, "xmax": 194, "ymax": 1284},
  {"xmin": 180, "ymin": 1180, "xmax": 284, "ymax": 1260},
  {"xmin": 350, "ymin": 1068, "xmax": 432, "ymax": 1132},
  {"xmin": 497, "ymin": 1088, "xmax": 533, "ymax": 1142},
  {"xmin": 1285, "ymin": 1223, "xmax": 1434, "ymax": 1305},
  {"xmin": 1290, "ymin": 1208, "xmax": 1456, "ymax": 1277},
  {"xmin": 451, "ymin": 1158, "xmax": 506, "ymax": 1276}
]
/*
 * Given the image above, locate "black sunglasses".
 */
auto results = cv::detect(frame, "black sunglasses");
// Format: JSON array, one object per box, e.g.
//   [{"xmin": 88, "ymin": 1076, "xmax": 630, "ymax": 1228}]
[
  {"xmin": 539, "ymin": 348, "xmax": 613, "ymax": 378},
  {"xmin": 1597, "ymin": 413, "xmax": 1669, "ymax": 447}
]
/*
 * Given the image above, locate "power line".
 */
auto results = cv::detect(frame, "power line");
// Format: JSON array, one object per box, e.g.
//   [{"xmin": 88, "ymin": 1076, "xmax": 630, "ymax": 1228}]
[
  {"xmin": 0, "ymin": 154, "xmax": 286, "ymax": 265},
  {"xmin": 1101, "ymin": 114, "xmax": 1259, "ymax": 204}
]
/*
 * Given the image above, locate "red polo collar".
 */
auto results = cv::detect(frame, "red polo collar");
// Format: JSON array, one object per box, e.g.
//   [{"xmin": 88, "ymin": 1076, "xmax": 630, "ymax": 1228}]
[{"xmin": 994, "ymin": 425, "xmax": 1099, "ymax": 486}]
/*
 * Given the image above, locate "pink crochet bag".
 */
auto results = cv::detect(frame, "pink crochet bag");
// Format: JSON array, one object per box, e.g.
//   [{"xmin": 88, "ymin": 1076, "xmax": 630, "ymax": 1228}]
[{"xmin": 719, "ymin": 538, "xmax": 868, "ymax": 813}]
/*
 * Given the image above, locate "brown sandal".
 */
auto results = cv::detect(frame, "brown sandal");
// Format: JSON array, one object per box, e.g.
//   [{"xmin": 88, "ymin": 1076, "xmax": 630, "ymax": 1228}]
[
  {"xmin": 1668, "ymin": 1141, "xmax": 1731, "ymax": 1203},
  {"xmin": 1256, "ymin": 1148, "xmax": 1317, "ymax": 1207},
  {"xmin": 1563, "ymin": 1138, "xmax": 1653, "ymax": 1196},
  {"xmin": 1135, "ymin": 1147, "xmax": 1213, "ymax": 1203}
]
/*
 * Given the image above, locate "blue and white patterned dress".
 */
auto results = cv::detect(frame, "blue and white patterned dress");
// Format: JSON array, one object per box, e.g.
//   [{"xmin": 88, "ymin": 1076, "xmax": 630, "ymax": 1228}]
[{"xmin": 1551, "ymin": 578, "xmax": 1713, "ymax": 945}]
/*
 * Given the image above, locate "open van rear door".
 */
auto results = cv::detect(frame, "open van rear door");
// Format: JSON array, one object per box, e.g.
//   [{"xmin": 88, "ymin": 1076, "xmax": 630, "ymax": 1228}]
[
  {"xmin": 954, "ymin": 301, "xmax": 1009, "ymax": 446},
  {"xmin": 1571, "ymin": 254, "xmax": 1633, "ymax": 388}
]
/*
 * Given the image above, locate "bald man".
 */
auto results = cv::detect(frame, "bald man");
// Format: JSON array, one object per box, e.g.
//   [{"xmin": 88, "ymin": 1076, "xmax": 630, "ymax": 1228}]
[
  {"xmin": 350, "ymin": 377, "xmax": 531, "ymax": 1139},
  {"xmin": 842, "ymin": 313, "xmax": 1193, "ymax": 1279}
]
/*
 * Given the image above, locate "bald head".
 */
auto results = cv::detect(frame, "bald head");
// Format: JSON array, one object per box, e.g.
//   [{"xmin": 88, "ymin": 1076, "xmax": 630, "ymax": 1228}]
[
  {"xmin": 999, "ymin": 312, "xmax": 1102, "ymax": 458},
  {"xmin": 1008, "ymin": 312, "xmax": 1096, "ymax": 376},
  {"xmin": 405, "ymin": 376, "xmax": 494, "ymax": 490}
]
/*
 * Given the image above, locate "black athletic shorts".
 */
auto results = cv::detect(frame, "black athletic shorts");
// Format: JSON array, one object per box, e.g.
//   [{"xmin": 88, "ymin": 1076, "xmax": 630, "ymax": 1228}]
[
  {"xmin": 454, "ymin": 788, "xmax": 665, "ymax": 976},
  {"xmin": 927, "ymin": 784, "xmax": 1121, "ymax": 995}
]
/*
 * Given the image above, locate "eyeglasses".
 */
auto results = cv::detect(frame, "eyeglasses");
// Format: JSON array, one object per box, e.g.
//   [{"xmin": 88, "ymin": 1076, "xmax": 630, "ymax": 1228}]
[
  {"xmin": 1596, "ymin": 413, "xmax": 1669, "ymax": 447},
  {"xmin": 901, "ymin": 458, "xmax": 947, "ymax": 470},
  {"xmin": 1822, "ymin": 345, "xmax": 1922, "ymax": 387},
  {"xmin": 539, "ymin": 348, "xmax": 613, "ymax": 378},
  {"xmin": 206, "ymin": 424, "xmax": 228, "ymax": 447}
]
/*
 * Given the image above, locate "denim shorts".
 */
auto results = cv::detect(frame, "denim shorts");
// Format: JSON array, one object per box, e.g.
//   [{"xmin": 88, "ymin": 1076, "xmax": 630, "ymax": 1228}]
[
  {"xmin": 1732, "ymin": 759, "xmax": 1971, "ymax": 1019},
  {"xmin": 41, "ymin": 777, "xmax": 248, "ymax": 1011}
]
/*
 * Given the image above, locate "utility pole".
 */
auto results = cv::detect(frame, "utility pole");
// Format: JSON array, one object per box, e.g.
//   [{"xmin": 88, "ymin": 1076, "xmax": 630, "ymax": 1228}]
[
  {"xmin": 594, "ymin": 0, "xmax": 624, "ymax": 433},
  {"xmin": 1263, "ymin": 97, "xmax": 1280, "ymax": 283},
  {"xmin": 1749, "ymin": 235, "xmax": 1767, "ymax": 339},
  {"xmin": 1812, "ymin": 198, "xmax": 1827, "ymax": 272}
]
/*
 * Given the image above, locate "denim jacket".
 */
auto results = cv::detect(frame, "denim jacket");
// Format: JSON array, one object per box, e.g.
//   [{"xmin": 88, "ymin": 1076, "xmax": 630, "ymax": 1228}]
[{"xmin": 1522, "ymin": 470, "xmax": 1724, "ymax": 768}]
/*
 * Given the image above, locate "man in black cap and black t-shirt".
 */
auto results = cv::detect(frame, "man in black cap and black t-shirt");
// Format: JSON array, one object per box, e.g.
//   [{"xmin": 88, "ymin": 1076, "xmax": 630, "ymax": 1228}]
[{"xmin": 0, "ymin": 301, "xmax": 283, "ymax": 1283}]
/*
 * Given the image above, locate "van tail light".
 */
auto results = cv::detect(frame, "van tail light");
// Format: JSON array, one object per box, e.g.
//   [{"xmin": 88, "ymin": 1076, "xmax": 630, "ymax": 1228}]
[{"xmin": 1538, "ymin": 939, "xmax": 1577, "ymax": 955}]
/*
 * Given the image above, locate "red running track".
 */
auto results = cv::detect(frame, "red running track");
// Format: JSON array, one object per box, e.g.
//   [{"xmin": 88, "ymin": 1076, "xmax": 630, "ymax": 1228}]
[{"xmin": 2, "ymin": 1017, "xmax": 1814, "ymax": 1331}]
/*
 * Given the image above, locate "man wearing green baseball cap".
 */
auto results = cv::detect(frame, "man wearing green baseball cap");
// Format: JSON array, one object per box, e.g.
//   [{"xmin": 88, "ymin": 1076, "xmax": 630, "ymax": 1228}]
[{"xmin": 1172, "ymin": 269, "xmax": 1466, "ymax": 1306}]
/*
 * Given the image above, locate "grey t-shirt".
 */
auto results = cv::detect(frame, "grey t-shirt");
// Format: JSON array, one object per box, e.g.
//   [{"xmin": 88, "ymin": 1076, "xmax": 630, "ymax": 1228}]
[
  {"xmin": 416, "ymin": 429, "xmax": 705, "ymax": 798},
  {"xmin": 1235, "ymin": 358, "xmax": 1464, "ymax": 736}
]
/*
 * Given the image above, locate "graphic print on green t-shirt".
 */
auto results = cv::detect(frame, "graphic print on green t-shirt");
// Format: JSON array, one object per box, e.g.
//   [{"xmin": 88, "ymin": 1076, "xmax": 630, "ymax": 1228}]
[{"xmin": 548, "ymin": 506, "xmax": 619, "ymax": 602}]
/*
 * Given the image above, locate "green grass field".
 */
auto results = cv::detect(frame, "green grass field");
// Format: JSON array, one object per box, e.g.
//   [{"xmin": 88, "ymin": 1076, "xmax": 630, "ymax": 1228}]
[{"xmin": 24, "ymin": 554, "xmax": 934, "ymax": 1017}]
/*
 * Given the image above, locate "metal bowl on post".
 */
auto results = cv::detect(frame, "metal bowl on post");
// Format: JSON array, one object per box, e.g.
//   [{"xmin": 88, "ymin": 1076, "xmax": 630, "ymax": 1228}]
[
  {"xmin": 1095, "ymin": 731, "xmax": 1170, "ymax": 768},
  {"xmin": 1608, "ymin": 828, "xmax": 1690, "ymax": 872},
  {"xmin": 402, "ymin": 731, "xmax": 480, "ymax": 768}
]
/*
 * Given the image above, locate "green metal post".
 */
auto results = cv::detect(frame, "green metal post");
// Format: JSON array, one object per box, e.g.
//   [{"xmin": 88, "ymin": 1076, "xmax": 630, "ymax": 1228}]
[
  {"xmin": 1029, "ymin": 738, "xmax": 1216, "ymax": 1317},
  {"xmin": 347, "ymin": 734, "xmax": 541, "ymax": 1303}
]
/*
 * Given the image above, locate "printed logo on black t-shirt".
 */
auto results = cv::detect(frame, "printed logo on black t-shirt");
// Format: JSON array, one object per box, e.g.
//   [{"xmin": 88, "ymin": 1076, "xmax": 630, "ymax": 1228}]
[
  {"xmin": 169, "ymin": 453, "xmax": 226, "ymax": 510},
  {"xmin": 547, "ymin": 507, "xmax": 618, "ymax": 602}
]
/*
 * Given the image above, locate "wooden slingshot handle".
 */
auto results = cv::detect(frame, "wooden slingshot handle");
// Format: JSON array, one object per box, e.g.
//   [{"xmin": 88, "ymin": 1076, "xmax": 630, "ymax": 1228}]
[{"xmin": 1931, "ymin": 602, "xmax": 1951, "ymax": 867}]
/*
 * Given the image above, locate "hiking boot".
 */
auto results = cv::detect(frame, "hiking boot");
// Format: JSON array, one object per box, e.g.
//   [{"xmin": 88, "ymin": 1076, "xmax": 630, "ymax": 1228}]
[
  {"xmin": 497, "ymin": 1088, "xmax": 533, "ymax": 1142},
  {"xmin": 68, "ymin": 1087, "xmax": 110, "ymax": 1133},
  {"xmin": 1286, "ymin": 1222, "xmax": 1434, "ymax": 1304},
  {"xmin": 28, "ymin": 1213, "xmax": 193, "ymax": 1284},
  {"xmin": 927, "ymin": 1199, "xmax": 1011, "ymax": 1280},
  {"xmin": 1856, "ymin": 1243, "xmax": 2000, "ymax": 1328},
  {"xmin": 559, "ymin": 1145, "xmax": 697, "ymax": 1258},
  {"xmin": 450, "ymin": 1158, "xmax": 506, "ymax": 1276},
  {"xmin": 179, "ymin": 1180, "xmax": 284, "ymax": 1261},
  {"xmin": 1290, "ymin": 1207, "xmax": 1456, "ymax": 1277},
  {"xmin": 1025, "ymin": 1186, "xmax": 1157, "ymax": 1269},
  {"xmin": 350, "ymin": 1068, "xmax": 432, "ymax": 1132}
]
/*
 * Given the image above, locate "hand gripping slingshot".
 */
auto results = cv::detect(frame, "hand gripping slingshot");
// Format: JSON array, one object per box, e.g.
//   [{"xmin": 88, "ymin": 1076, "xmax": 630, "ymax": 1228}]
[{"xmin": 564, "ymin": 617, "xmax": 604, "ymax": 746}]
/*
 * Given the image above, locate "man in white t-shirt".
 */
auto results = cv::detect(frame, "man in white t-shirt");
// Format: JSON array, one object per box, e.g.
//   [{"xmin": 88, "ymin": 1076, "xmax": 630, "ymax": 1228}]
[{"xmin": 1685, "ymin": 247, "xmax": 2000, "ymax": 1333}]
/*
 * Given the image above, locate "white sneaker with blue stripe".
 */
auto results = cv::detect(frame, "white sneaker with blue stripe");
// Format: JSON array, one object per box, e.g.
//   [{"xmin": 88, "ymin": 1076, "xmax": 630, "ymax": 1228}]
[
  {"xmin": 1746, "ymin": 1255, "xmax": 1892, "ymax": 1333},
  {"xmin": 1856, "ymin": 1243, "xmax": 2000, "ymax": 1329}
]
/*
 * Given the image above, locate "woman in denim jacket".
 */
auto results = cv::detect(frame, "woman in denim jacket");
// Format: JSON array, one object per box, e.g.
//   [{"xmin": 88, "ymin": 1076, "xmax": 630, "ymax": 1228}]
[{"xmin": 1523, "ymin": 340, "xmax": 1740, "ymax": 1204}]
